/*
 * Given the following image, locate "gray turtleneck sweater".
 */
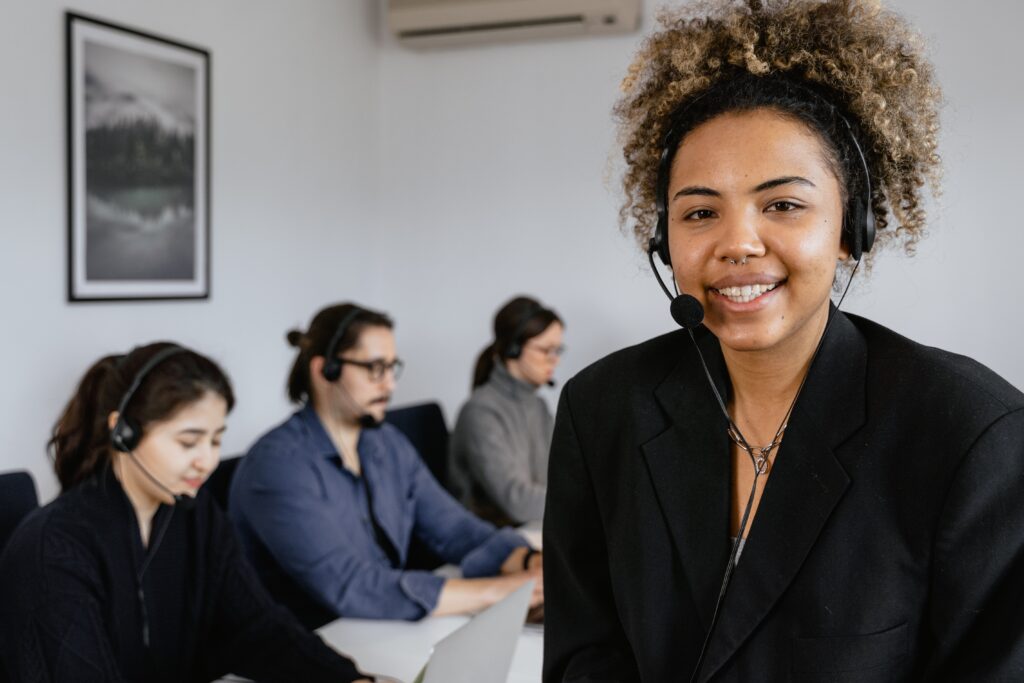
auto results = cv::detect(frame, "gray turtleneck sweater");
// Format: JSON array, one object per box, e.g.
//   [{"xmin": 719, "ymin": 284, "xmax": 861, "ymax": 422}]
[{"xmin": 450, "ymin": 362, "xmax": 553, "ymax": 525}]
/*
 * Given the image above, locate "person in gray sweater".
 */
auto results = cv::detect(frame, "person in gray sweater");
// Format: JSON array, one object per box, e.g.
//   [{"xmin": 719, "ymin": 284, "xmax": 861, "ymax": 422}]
[{"xmin": 450, "ymin": 297, "xmax": 564, "ymax": 527}]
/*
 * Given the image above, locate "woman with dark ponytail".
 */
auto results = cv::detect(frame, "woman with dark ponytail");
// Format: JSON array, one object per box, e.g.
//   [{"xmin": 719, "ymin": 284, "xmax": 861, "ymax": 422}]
[
  {"xmin": 0, "ymin": 342, "xmax": 374, "ymax": 682},
  {"xmin": 451, "ymin": 296, "xmax": 564, "ymax": 526}
]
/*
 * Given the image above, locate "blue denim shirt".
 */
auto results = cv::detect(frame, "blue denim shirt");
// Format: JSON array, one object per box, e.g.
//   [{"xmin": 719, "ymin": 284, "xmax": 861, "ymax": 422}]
[{"xmin": 229, "ymin": 406, "xmax": 528, "ymax": 620}]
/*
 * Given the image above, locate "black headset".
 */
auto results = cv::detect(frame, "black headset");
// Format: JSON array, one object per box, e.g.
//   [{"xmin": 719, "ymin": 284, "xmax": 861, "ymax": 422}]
[
  {"xmin": 320, "ymin": 307, "xmax": 364, "ymax": 382},
  {"xmin": 648, "ymin": 88, "xmax": 876, "ymax": 266},
  {"xmin": 503, "ymin": 303, "xmax": 546, "ymax": 360},
  {"xmin": 110, "ymin": 345, "xmax": 188, "ymax": 453}
]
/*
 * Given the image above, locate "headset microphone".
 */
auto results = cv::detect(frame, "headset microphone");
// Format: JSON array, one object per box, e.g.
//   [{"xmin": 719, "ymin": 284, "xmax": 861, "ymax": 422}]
[
  {"xmin": 327, "ymin": 372, "xmax": 386, "ymax": 430},
  {"xmin": 670, "ymin": 294, "xmax": 705, "ymax": 330},
  {"xmin": 320, "ymin": 306, "xmax": 386, "ymax": 430},
  {"xmin": 111, "ymin": 345, "xmax": 197, "ymax": 511},
  {"xmin": 125, "ymin": 450, "xmax": 197, "ymax": 511},
  {"xmin": 648, "ymin": 240, "xmax": 707, "ymax": 331},
  {"xmin": 358, "ymin": 412, "xmax": 382, "ymax": 429}
]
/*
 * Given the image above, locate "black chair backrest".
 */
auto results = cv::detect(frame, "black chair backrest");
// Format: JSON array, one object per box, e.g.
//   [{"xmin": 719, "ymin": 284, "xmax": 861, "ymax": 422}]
[
  {"xmin": 385, "ymin": 401, "xmax": 450, "ymax": 491},
  {"xmin": 0, "ymin": 471, "xmax": 39, "ymax": 556},
  {"xmin": 202, "ymin": 455, "xmax": 242, "ymax": 510},
  {"xmin": 384, "ymin": 401, "xmax": 451, "ymax": 572}
]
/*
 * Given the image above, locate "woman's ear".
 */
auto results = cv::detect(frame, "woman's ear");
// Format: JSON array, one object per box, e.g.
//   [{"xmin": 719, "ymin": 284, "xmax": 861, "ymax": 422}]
[
  {"xmin": 838, "ymin": 233, "xmax": 852, "ymax": 261},
  {"xmin": 107, "ymin": 411, "xmax": 120, "ymax": 431}
]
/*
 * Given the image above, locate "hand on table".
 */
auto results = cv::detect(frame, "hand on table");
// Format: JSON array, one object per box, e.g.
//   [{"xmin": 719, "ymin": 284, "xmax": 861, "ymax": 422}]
[{"xmin": 501, "ymin": 546, "xmax": 543, "ymax": 574}]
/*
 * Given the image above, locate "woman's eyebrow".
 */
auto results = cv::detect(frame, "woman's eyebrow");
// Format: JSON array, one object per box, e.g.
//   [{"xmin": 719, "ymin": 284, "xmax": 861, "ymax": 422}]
[
  {"xmin": 175, "ymin": 426, "xmax": 227, "ymax": 436},
  {"xmin": 752, "ymin": 176, "xmax": 816, "ymax": 192},
  {"xmin": 672, "ymin": 176, "xmax": 815, "ymax": 202},
  {"xmin": 672, "ymin": 185, "xmax": 720, "ymax": 201}
]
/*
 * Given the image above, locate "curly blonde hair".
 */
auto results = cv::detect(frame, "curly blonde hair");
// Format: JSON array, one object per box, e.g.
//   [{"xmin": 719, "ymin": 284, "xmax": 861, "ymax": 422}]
[{"xmin": 615, "ymin": 0, "xmax": 942, "ymax": 261}]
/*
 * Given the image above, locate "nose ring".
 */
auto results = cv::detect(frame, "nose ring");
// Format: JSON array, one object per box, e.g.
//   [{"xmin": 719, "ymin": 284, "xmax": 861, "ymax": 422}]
[{"xmin": 727, "ymin": 257, "xmax": 748, "ymax": 266}]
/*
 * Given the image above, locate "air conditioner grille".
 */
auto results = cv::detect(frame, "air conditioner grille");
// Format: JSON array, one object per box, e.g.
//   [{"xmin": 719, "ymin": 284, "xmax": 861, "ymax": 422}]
[
  {"xmin": 398, "ymin": 14, "xmax": 584, "ymax": 40},
  {"xmin": 388, "ymin": 0, "xmax": 641, "ymax": 48}
]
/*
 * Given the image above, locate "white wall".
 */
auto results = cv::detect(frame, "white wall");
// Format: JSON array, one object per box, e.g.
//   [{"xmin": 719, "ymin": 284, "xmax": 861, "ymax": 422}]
[
  {"xmin": 374, "ymin": 0, "xmax": 1024, "ymax": 424},
  {"xmin": 0, "ymin": 0, "xmax": 380, "ymax": 501},
  {"xmin": 4, "ymin": 0, "xmax": 1022, "ymax": 501}
]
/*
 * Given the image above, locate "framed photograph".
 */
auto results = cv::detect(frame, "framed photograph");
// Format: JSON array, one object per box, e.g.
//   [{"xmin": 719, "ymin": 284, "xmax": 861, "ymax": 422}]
[{"xmin": 66, "ymin": 13, "xmax": 210, "ymax": 301}]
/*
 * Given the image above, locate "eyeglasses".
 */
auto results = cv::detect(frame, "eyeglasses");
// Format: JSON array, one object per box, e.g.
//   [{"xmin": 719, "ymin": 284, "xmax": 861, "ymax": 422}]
[
  {"xmin": 524, "ymin": 344, "xmax": 566, "ymax": 359},
  {"xmin": 337, "ymin": 357, "xmax": 405, "ymax": 381}
]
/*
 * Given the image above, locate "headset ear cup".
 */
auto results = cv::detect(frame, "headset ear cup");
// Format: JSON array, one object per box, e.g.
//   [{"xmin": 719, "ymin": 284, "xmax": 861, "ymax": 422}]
[
  {"xmin": 656, "ymin": 218, "xmax": 672, "ymax": 266},
  {"xmin": 844, "ymin": 201, "xmax": 865, "ymax": 262},
  {"xmin": 111, "ymin": 416, "xmax": 141, "ymax": 452},
  {"xmin": 321, "ymin": 359, "xmax": 341, "ymax": 382},
  {"xmin": 505, "ymin": 343, "xmax": 522, "ymax": 360},
  {"xmin": 652, "ymin": 199, "xmax": 672, "ymax": 266},
  {"xmin": 320, "ymin": 307, "xmax": 364, "ymax": 384},
  {"xmin": 862, "ymin": 204, "xmax": 876, "ymax": 254}
]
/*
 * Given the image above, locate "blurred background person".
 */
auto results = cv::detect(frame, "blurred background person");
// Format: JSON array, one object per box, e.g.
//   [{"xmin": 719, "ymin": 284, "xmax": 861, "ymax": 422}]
[
  {"xmin": 0, "ymin": 343, "xmax": 372, "ymax": 683},
  {"xmin": 230, "ymin": 303, "xmax": 542, "ymax": 628},
  {"xmin": 451, "ymin": 296, "xmax": 564, "ymax": 527}
]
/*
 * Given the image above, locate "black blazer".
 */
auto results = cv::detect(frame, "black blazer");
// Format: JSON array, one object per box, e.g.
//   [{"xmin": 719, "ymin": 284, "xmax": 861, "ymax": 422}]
[{"xmin": 543, "ymin": 311, "xmax": 1024, "ymax": 682}]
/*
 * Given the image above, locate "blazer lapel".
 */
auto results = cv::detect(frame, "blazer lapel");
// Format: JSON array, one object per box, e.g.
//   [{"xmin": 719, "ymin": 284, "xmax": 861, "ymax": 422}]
[
  {"xmin": 699, "ymin": 310, "xmax": 866, "ymax": 681},
  {"xmin": 642, "ymin": 329, "xmax": 732, "ymax": 630}
]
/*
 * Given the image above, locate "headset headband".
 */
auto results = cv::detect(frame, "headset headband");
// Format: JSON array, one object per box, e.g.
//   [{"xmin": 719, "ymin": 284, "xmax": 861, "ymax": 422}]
[
  {"xmin": 321, "ymin": 307, "xmax": 364, "ymax": 382},
  {"xmin": 111, "ymin": 345, "xmax": 188, "ymax": 452},
  {"xmin": 650, "ymin": 76, "xmax": 876, "ymax": 264},
  {"xmin": 504, "ymin": 302, "xmax": 546, "ymax": 360}
]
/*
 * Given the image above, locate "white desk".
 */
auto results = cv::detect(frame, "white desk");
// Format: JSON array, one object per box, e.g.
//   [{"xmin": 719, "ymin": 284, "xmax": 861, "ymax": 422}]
[
  {"xmin": 317, "ymin": 616, "xmax": 543, "ymax": 683},
  {"xmin": 217, "ymin": 525, "xmax": 546, "ymax": 683},
  {"xmin": 518, "ymin": 520, "xmax": 543, "ymax": 551}
]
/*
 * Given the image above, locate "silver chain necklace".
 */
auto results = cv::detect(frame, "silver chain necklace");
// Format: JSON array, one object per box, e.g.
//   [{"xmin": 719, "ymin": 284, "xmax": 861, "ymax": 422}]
[{"xmin": 727, "ymin": 420, "xmax": 788, "ymax": 475}]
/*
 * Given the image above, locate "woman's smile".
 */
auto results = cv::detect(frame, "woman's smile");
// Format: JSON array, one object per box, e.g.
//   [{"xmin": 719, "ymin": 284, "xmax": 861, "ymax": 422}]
[
  {"xmin": 710, "ymin": 280, "xmax": 783, "ymax": 309},
  {"xmin": 709, "ymin": 274, "xmax": 787, "ymax": 307}
]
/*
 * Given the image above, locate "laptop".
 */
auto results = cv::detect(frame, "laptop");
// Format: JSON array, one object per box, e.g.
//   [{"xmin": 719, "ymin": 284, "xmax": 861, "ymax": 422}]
[{"xmin": 406, "ymin": 580, "xmax": 534, "ymax": 683}]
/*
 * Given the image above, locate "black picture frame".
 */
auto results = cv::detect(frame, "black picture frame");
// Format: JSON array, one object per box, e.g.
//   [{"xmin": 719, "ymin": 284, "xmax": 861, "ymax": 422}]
[{"xmin": 66, "ymin": 12, "xmax": 211, "ymax": 302}]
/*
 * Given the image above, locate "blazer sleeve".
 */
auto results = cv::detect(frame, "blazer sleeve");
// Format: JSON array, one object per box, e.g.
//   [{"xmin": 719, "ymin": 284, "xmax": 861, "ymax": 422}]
[
  {"xmin": 200, "ymin": 504, "xmax": 368, "ymax": 682},
  {"xmin": 542, "ymin": 381, "xmax": 641, "ymax": 683},
  {"xmin": 456, "ymin": 402, "xmax": 547, "ymax": 523},
  {"xmin": 923, "ymin": 407, "xmax": 1024, "ymax": 679},
  {"xmin": 2, "ymin": 526, "xmax": 129, "ymax": 683}
]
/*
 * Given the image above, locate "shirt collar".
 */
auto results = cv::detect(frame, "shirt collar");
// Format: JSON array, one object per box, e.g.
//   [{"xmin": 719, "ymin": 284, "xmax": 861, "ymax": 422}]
[
  {"xmin": 296, "ymin": 403, "xmax": 385, "ymax": 463},
  {"xmin": 490, "ymin": 359, "xmax": 538, "ymax": 399},
  {"xmin": 297, "ymin": 404, "xmax": 341, "ymax": 459}
]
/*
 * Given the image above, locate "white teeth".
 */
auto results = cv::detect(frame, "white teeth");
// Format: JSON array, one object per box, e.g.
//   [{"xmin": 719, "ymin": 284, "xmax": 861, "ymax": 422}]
[{"xmin": 716, "ymin": 282, "xmax": 778, "ymax": 303}]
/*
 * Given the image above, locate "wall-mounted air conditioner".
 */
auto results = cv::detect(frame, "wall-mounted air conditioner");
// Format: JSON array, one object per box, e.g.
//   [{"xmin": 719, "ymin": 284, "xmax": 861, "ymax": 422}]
[{"xmin": 388, "ymin": 0, "xmax": 642, "ymax": 49}]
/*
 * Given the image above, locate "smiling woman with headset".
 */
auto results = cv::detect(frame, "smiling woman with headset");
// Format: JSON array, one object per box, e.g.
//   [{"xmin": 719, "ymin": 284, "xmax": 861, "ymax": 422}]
[
  {"xmin": 0, "ymin": 342, "xmax": 373, "ymax": 682},
  {"xmin": 542, "ymin": 1, "xmax": 1024, "ymax": 681}
]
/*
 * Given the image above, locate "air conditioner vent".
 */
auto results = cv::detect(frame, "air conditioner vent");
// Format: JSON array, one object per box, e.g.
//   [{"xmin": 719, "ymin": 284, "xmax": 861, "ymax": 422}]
[
  {"xmin": 388, "ymin": 0, "xmax": 641, "ymax": 48},
  {"xmin": 397, "ymin": 14, "xmax": 585, "ymax": 40}
]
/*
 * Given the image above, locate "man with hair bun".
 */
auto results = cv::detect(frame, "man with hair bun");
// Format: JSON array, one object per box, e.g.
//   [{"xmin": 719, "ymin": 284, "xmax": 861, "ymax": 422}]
[
  {"xmin": 230, "ymin": 302, "xmax": 544, "ymax": 627},
  {"xmin": 543, "ymin": 1, "xmax": 1024, "ymax": 681}
]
